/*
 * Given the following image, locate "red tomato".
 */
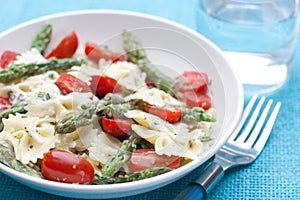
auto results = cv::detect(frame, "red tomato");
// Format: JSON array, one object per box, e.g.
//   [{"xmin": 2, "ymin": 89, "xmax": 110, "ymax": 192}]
[
  {"xmin": 46, "ymin": 32, "xmax": 78, "ymax": 59},
  {"xmin": 55, "ymin": 74, "xmax": 91, "ymax": 95},
  {"xmin": 41, "ymin": 150, "xmax": 94, "ymax": 184},
  {"xmin": 101, "ymin": 117, "xmax": 133, "ymax": 137},
  {"xmin": 184, "ymin": 92, "xmax": 212, "ymax": 110},
  {"xmin": 90, "ymin": 75, "xmax": 121, "ymax": 98},
  {"xmin": 0, "ymin": 50, "xmax": 20, "ymax": 69},
  {"xmin": 0, "ymin": 96, "xmax": 12, "ymax": 111},
  {"xmin": 85, "ymin": 42, "xmax": 128, "ymax": 63},
  {"xmin": 129, "ymin": 149, "xmax": 180, "ymax": 172},
  {"xmin": 176, "ymin": 71, "xmax": 208, "ymax": 94},
  {"xmin": 144, "ymin": 104, "xmax": 181, "ymax": 123}
]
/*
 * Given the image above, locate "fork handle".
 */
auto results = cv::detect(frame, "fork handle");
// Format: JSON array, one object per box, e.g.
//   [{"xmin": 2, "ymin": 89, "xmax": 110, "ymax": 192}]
[{"xmin": 175, "ymin": 162, "xmax": 224, "ymax": 200}]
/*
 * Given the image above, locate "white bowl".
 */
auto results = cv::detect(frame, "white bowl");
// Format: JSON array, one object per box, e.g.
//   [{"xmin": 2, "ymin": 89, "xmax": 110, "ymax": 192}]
[{"xmin": 0, "ymin": 10, "xmax": 244, "ymax": 199}]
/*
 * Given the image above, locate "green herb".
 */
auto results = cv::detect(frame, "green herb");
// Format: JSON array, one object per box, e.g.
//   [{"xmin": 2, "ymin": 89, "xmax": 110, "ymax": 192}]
[
  {"xmin": 45, "ymin": 93, "xmax": 50, "ymax": 100},
  {"xmin": 153, "ymin": 121, "xmax": 159, "ymax": 125},
  {"xmin": 48, "ymin": 73, "xmax": 55, "ymax": 79},
  {"xmin": 37, "ymin": 92, "xmax": 51, "ymax": 101},
  {"xmin": 199, "ymin": 134, "xmax": 213, "ymax": 142},
  {"xmin": 7, "ymin": 91, "xmax": 15, "ymax": 101}
]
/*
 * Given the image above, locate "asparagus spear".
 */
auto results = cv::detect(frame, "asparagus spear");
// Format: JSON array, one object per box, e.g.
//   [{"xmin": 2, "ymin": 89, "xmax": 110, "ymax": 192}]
[
  {"xmin": 101, "ymin": 138, "xmax": 138, "ymax": 177},
  {"xmin": 93, "ymin": 167, "xmax": 172, "ymax": 184},
  {"xmin": 123, "ymin": 32, "xmax": 215, "ymax": 121},
  {"xmin": 0, "ymin": 58, "xmax": 86, "ymax": 83},
  {"xmin": 97, "ymin": 99, "xmax": 215, "ymax": 122},
  {"xmin": 123, "ymin": 31, "xmax": 177, "ymax": 94},
  {"xmin": 0, "ymin": 101, "xmax": 27, "ymax": 132},
  {"xmin": 55, "ymin": 93, "xmax": 122, "ymax": 134},
  {"xmin": 57, "ymin": 100, "xmax": 215, "ymax": 134},
  {"xmin": 0, "ymin": 140, "xmax": 42, "ymax": 178},
  {"xmin": 98, "ymin": 102, "xmax": 215, "ymax": 122},
  {"xmin": 55, "ymin": 103, "xmax": 97, "ymax": 134},
  {"xmin": 31, "ymin": 24, "xmax": 52, "ymax": 55}
]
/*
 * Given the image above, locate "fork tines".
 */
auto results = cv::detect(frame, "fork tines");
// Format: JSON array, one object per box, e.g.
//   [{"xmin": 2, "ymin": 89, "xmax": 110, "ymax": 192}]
[{"xmin": 227, "ymin": 94, "xmax": 282, "ymax": 152}]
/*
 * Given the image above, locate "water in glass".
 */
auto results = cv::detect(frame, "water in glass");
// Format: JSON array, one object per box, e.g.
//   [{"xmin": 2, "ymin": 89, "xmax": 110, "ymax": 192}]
[{"xmin": 197, "ymin": 0, "xmax": 300, "ymax": 94}]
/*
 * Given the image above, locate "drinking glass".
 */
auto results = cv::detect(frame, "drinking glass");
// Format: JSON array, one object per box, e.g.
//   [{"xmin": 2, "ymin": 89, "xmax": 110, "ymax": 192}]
[{"xmin": 197, "ymin": 0, "xmax": 300, "ymax": 95}]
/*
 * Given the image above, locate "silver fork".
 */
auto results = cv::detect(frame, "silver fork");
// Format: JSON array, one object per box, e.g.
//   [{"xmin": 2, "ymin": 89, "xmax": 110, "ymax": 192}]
[{"xmin": 176, "ymin": 94, "xmax": 281, "ymax": 200}]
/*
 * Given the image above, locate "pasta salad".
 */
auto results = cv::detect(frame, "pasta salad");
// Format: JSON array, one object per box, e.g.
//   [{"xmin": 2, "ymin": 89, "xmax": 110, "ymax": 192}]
[{"xmin": 0, "ymin": 24, "xmax": 215, "ymax": 184}]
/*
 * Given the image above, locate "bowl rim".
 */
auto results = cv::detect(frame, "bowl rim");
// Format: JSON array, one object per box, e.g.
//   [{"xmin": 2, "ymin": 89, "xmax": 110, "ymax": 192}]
[{"xmin": 0, "ymin": 9, "xmax": 244, "ymax": 197}]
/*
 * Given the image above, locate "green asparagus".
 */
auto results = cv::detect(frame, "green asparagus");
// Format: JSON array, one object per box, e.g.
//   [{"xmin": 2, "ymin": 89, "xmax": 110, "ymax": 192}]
[
  {"xmin": 55, "ymin": 93, "xmax": 121, "ymax": 134},
  {"xmin": 57, "ymin": 99, "xmax": 215, "ymax": 134},
  {"xmin": 0, "ymin": 101, "xmax": 27, "ymax": 132},
  {"xmin": 98, "ymin": 101, "xmax": 215, "ymax": 122},
  {"xmin": 0, "ymin": 140, "xmax": 42, "ymax": 178},
  {"xmin": 93, "ymin": 167, "xmax": 172, "ymax": 184},
  {"xmin": 96, "ymin": 102, "xmax": 135, "ymax": 119},
  {"xmin": 123, "ymin": 31, "xmax": 177, "ymax": 94},
  {"xmin": 101, "ymin": 138, "xmax": 138, "ymax": 177},
  {"xmin": 0, "ymin": 58, "xmax": 86, "ymax": 83},
  {"xmin": 55, "ymin": 103, "xmax": 96, "ymax": 134},
  {"xmin": 182, "ymin": 107, "xmax": 216, "ymax": 122},
  {"xmin": 31, "ymin": 24, "xmax": 52, "ymax": 55}
]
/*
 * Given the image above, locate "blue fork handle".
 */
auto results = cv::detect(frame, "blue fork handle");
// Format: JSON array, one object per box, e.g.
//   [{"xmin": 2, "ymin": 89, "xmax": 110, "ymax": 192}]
[
  {"xmin": 175, "ymin": 162, "xmax": 224, "ymax": 200},
  {"xmin": 175, "ymin": 182, "xmax": 206, "ymax": 200}
]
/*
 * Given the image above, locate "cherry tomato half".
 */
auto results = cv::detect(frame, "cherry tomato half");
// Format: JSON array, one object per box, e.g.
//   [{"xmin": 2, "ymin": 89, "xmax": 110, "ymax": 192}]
[
  {"xmin": 46, "ymin": 31, "xmax": 78, "ymax": 59},
  {"xmin": 184, "ymin": 91, "xmax": 212, "ymax": 110},
  {"xmin": 129, "ymin": 149, "xmax": 180, "ymax": 172},
  {"xmin": 143, "ymin": 104, "xmax": 181, "ymax": 123},
  {"xmin": 0, "ymin": 50, "xmax": 20, "ymax": 69},
  {"xmin": 41, "ymin": 150, "xmax": 94, "ymax": 184},
  {"xmin": 101, "ymin": 117, "xmax": 133, "ymax": 137},
  {"xmin": 176, "ymin": 71, "xmax": 208, "ymax": 94},
  {"xmin": 90, "ymin": 75, "xmax": 121, "ymax": 98},
  {"xmin": 55, "ymin": 74, "xmax": 91, "ymax": 95},
  {"xmin": 0, "ymin": 96, "xmax": 12, "ymax": 111},
  {"xmin": 85, "ymin": 42, "xmax": 128, "ymax": 63}
]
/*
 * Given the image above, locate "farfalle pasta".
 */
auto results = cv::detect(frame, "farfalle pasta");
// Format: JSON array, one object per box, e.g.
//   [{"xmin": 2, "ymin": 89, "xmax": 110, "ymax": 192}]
[{"xmin": 0, "ymin": 114, "xmax": 55, "ymax": 164}]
